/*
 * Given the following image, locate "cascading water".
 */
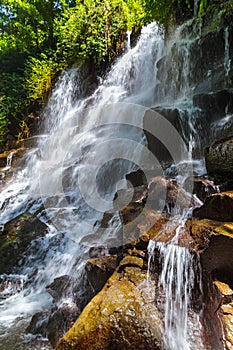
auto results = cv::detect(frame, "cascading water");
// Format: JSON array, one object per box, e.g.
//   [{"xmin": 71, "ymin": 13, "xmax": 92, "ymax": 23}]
[
  {"xmin": 0, "ymin": 22, "xmax": 165, "ymax": 349},
  {"xmin": 147, "ymin": 240, "xmax": 204, "ymax": 350},
  {"xmin": 224, "ymin": 26, "xmax": 231, "ymax": 84},
  {"xmin": 147, "ymin": 207, "xmax": 204, "ymax": 350},
  {"xmin": 0, "ymin": 16, "xmax": 232, "ymax": 350}
]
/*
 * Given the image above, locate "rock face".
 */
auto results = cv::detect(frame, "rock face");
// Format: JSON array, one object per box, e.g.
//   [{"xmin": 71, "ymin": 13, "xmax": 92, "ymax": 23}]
[
  {"xmin": 205, "ymin": 138, "xmax": 233, "ymax": 178},
  {"xmin": 193, "ymin": 90, "xmax": 233, "ymax": 120},
  {"xmin": 156, "ymin": 20, "xmax": 233, "ymax": 102},
  {"xmin": 56, "ymin": 256, "xmax": 163, "ymax": 350},
  {"xmin": 189, "ymin": 215, "xmax": 233, "ymax": 350},
  {"xmin": 215, "ymin": 281, "xmax": 233, "ymax": 350}
]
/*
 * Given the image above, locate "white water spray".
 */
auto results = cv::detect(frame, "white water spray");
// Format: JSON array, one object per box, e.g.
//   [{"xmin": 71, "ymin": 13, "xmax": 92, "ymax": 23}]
[
  {"xmin": 224, "ymin": 27, "xmax": 231, "ymax": 84},
  {"xmin": 147, "ymin": 239, "xmax": 203, "ymax": 350}
]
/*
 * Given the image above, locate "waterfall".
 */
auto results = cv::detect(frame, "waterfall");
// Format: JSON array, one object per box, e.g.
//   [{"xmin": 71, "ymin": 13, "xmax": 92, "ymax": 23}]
[
  {"xmin": 0, "ymin": 22, "xmax": 165, "ymax": 349},
  {"xmin": 194, "ymin": 0, "xmax": 199, "ymax": 17},
  {"xmin": 147, "ymin": 239, "xmax": 203, "ymax": 350},
  {"xmin": 224, "ymin": 26, "xmax": 231, "ymax": 85},
  {"xmin": 1, "ymin": 16, "xmax": 231, "ymax": 349},
  {"xmin": 126, "ymin": 30, "xmax": 131, "ymax": 51},
  {"xmin": 157, "ymin": 243, "xmax": 203, "ymax": 350}
]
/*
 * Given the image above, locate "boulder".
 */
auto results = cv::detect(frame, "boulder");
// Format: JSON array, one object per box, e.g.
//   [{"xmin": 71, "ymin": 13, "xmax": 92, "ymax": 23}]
[
  {"xmin": 119, "ymin": 185, "xmax": 148, "ymax": 225},
  {"xmin": 205, "ymin": 137, "xmax": 233, "ymax": 178},
  {"xmin": 193, "ymin": 191, "xmax": 233, "ymax": 222},
  {"xmin": 56, "ymin": 261, "xmax": 163, "ymax": 350},
  {"xmin": 47, "ymin": 303, "xmax": 80, "ymax": 348},
  {"xmin": 0, "ymin": 212, "xmax": 47, "ymax": 274},
  {"xmin": 145, "ymin": 176, "xmax": 199, "ymax": 216},
  {"xmin": 46, "ymin": 275, "xmax": 73, "ymax": 303},
  {"xmin": 85, "ymin": 255, "xmax": 117, "ymax": 293},
  {"xmin": 26, "ymin": 303, "xmax": 80, "ymax": 349}
]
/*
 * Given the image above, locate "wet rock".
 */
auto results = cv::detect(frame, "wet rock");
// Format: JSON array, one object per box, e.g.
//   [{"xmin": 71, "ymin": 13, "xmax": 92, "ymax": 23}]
[
  {"xmin": 191, "ymin": 27, "xmax": 231, "ymax": 93},
  {"xmin": 193, "ymin": 191, "xmax": 233, "ymax": 222},
  {"xmin": 125, "ymin": 168, "xmax": 147, "ymax": 187},
  {"xmin": 119, "ymin": 185, "xmax": 148, "ymax": 224},
  {"xmin": 89, "ymin": 246, "xmax": 109, "ymax": 258},
  {"xmin": 224, "ymin": 314, "xmax": 233, "ymax": 350},
  {"xmin": 193, "ymin": 90, "xmax": 233, "ymax": 120},
  {"xmin": 125, "ymin": 247, "xmax": 146, "ymax": 259},
  {"xmin": 118, "ymin": 255, "xmax": 144, "ymax": 270},
  {"xmin": 121, "ymin": 207, "xmax": 169, "ymax": 250},
  {"xmin": 120, "ymin": 205, "xmax": 193, "ymax": 252},
  {"xmin": 27, "ymin": 303, "xmax": 80, "ymax": 349},
  {"xmin": 148, "ymin": 176, "xmax": 196, "ymax": 212},
  {"xmin": 85, "ymin": 256, "xmax": 117, "ymax": 293},
  {"xmin": 188, "ymin": 218, "xmax": 233, "ymax": 350},
  {"xmin": 205, "ymin": 137, "xmax": 233, "ymax": 178},
  {"xmin": 0, "ymin": 147, "xmax": 26, "ymax": 168},
  {"xmin": 143, "ymin": 107, "xmax": 184, "ymax": 164},
  {"xmin": 184, "ymin": 176, "xmax": 218, "ymax": 202},
  {"xmin": 120, "ymin": 177, "xmax": 196, "ymax": 231},
  {"xmin": 47, "ymin": 303, "xmax": 80, "ymax": 348},
  {"xmin": 26, "ymin": 311, "xmax": 50, "ymax": 337},
  {"xmin": 27, "ymin": 271, "xmax": 96, "ymax": 348},
  {"xmin": 56, "ymin": 263, "xmax": 163, "ymax": 350},
  {"xmin": 201, "ymin": 226, "xmax": 233, "ymax": 284},
  {"xmin": 135, "ymin": 210, "xmax": 171, "ymax": 246},
  {"xmin": 214, "ymin": 281, "xmax": 233, "ymax": 350},
  {"xmin": 0, "ymin": 274, "xmax": 26, "ymax": 299},
  {"xmin": 214, "ymin": 281, "xmax": 233, "ymax": 305},
  {"xmin": 200, "ymin": 271, "xmax": 224, "ymax": 350},
  {"xmin": 46, "ymin": 275, "xmax": 73, "ymax": 303},
  {"xmin": 0, "ymin": 212, "xmax": 48, "ymax": 274}
]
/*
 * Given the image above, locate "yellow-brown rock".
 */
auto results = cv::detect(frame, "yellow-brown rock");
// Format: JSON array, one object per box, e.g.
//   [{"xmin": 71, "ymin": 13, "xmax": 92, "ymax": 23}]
[
  {"xmin": 214, "ymin": 281, "xmax": 233, "ymax": 350},
  {"xmin": 225, "ymin": 314, "xmax": 233, "ymax": 350},
  {"xmin": 56, "ymin": 264, "xmax": 163, "ymax": 350},
  {"xmin": 214, "ymin": 281, "xmax": 233, "ymax": 304},
  {"xmin": 118, "ymin": 255, "xmax": 144, "ymax": 269}
]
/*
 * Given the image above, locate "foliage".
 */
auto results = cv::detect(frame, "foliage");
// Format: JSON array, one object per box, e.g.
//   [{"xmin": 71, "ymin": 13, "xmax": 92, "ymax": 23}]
[
  {"xmin": 0, "ymin": 72, "xmax": 25, "ymax": 146},
  {"xmin": 0, "ymin": 0, "xmax": 232, "ymax": 150},
  {"xmin": 24, "ymin": 54, "xmax": 61, "ymax": 102},
  {"xmin": 198, "ymin": 0, "xmax": 233, "ymax": 18},
  {"xmin": 55, "ymin": 0, "xmax": 149, "ymax": 64}
]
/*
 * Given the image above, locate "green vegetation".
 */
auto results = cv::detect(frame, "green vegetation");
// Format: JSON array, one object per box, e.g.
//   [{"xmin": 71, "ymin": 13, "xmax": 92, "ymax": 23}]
[{"xmin": 0, "ymin": 0, "xmax": 232, "ymax": 149}]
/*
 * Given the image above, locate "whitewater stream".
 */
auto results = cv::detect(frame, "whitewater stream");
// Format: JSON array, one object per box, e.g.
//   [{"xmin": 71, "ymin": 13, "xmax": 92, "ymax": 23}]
[{"xmin": 0, "ymin": 20, "xmax": 232, "ymax": 349}]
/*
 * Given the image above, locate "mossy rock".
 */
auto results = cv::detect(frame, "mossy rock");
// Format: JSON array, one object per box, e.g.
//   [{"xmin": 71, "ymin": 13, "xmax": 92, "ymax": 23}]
[
  {"xmin": 205, "ymin": 138, "xmax": 233, "ymax": 179},
  {"xmin": 56, "ymin": 264, "xmax": 163, "ymax": 350}
]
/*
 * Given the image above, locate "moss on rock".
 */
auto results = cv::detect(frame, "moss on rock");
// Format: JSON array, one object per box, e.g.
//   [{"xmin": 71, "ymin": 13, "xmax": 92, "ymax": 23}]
[{"xmin": 56, "ymin": 263, "xmax": 163, "ymax": 350}]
